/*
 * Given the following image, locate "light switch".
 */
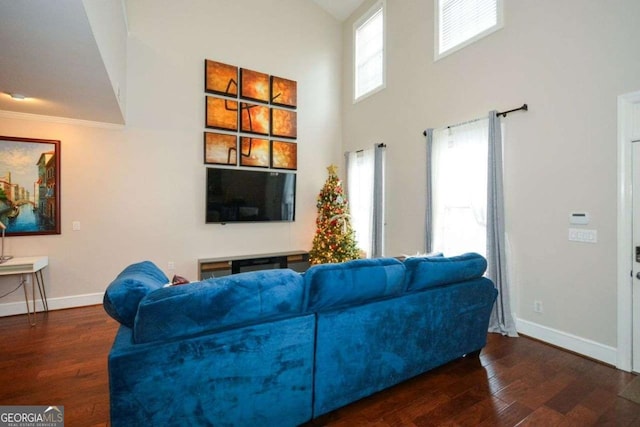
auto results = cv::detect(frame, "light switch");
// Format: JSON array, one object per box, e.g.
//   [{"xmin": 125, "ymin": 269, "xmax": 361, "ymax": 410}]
[{"xmin": 568, "ymin": 228, "xmax": 597, "ymax": 243}]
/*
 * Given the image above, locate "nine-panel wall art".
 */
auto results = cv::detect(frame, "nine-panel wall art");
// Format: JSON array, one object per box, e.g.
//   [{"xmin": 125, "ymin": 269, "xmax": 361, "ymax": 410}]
[{"xmin": 204, "ymin": 60, "xmax": 298, "ymax": 170}]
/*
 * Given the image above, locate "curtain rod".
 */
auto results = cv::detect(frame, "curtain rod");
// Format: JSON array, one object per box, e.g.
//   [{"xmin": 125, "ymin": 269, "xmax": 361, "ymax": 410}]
[
  {"xmin": 496, "ymin": 103, "xmax": 528, "ymax": 118},
  {"xmin": 355, "ymin": 143, "xmax": 386, "ymax": 153},
  {"xmin": 422, "ymin": 103, "xmax": 528, "ymax": 136}
]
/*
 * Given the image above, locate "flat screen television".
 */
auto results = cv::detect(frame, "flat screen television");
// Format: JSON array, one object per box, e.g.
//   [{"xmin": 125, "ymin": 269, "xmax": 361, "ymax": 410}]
[{"xmin": 206, "ymin": 168, "xmax": 296, "ymax": 223}]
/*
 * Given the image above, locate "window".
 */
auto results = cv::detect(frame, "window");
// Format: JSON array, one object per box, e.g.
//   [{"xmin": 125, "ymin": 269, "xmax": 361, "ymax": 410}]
[
  {"xmin": 435, "ymin": 0, "xmax": 503, "ymax": 60},
  {"xmin": 430, "ymin": 119, "xmax": 488, "ymax": 257},
  {"xmin": 346, "ymin": 145, "xmax": 386, "ymax": 257},
  {"xmin": 354, "ymin": 1, "xmax": 385, "ymax": 102}
]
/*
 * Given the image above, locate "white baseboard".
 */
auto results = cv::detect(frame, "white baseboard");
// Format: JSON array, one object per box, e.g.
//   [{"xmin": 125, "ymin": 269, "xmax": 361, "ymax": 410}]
[
  {"xmin": 516, "ymin": 317, "xmax": 617, "ymax": 366},
  {"xmin": 0, "ymin": 292, "xmax": 104, "ymax": 317}
]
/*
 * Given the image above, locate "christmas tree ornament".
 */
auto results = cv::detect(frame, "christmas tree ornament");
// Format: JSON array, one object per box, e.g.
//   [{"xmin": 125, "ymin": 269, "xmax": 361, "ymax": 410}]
[{"xmin": 309, "ymin": 165, "xmax": 360, "ymax": 265}]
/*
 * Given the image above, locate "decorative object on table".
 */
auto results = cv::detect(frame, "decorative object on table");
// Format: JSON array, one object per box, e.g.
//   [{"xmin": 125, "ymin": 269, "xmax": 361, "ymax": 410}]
[
  {"xmin": 0, "ymin": 136, "xmax": 61, "ymax": 236},
  {"xmin": 0, "ymin": 220, "xmax": 12, "ymax": 263},
  {"xmin": 204, "ymin": 132, "xmax": 237, "ymax": 165},
  {"xmin": 271, "ymin": 140, "xmax": 297, "ymax": 170},
  {"xmin": 309, "ymin": 165, "xmax": 360, "ymax": 264}
]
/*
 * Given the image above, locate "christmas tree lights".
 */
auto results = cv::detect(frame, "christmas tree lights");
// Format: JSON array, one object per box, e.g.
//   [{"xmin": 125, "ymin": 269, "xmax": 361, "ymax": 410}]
[{"xmin": 309, "ymin": 165, "xmax": 360, "ymax": 264}]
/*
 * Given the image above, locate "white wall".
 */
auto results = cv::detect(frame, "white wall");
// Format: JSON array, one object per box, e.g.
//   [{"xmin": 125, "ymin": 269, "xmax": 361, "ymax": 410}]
[
  {"xmin": 82, "ymin": 0, "xmax": 129, "ymax": 118},
  {"xmin": 342, "ymin": 0, "xmax": 640, "ymax": 355},
  {"xmin": 0, "ymin": 0, "xmax": 342, "ymax": 314}
]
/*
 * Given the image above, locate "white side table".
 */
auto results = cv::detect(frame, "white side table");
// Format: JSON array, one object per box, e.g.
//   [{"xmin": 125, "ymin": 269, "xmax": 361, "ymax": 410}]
[{"xmin": 0, "ymin": 256, "xmax": 49, "ymax": 326}]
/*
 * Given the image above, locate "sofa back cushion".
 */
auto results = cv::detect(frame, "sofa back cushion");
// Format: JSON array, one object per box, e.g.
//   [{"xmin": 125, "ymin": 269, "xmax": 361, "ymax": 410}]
[
  {"xmin": 103, "ymin": 261, "xmax": 169, "ymax": 328},
  {"xmin": 134, "ymin": 268, "xmax": 304, "ymax": 343},
  {"xmin": 303, "ymin": 258, "xmax": 406, "ymax": 311},
  {"xmin": 404, "ymin": 252, "xmax": 487, "ymax": 291}
]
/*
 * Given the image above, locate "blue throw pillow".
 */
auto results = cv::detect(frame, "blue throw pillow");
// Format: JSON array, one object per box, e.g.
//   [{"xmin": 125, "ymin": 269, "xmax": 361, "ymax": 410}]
[
  {"xmin": 404, "ymin": 252, "xmax": 487, "ymax": 291},
  {"xmin": 103, "ymin": 261, "xmax": 169, "ymax": 328}
]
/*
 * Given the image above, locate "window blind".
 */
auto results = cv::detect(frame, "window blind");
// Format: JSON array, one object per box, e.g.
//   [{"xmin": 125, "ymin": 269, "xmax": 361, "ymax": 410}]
[{"xmin": 438, "ymin": 0, "xmax": 499, "ymax": 56}]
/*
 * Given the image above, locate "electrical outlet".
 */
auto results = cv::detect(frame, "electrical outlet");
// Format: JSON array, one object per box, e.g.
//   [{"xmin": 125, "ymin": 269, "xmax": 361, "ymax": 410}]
[
  {"xmin": 168, "ymin": 261, "xmax": 175, "ymax": 270},
  {"xmin": 534, "ymin": 300, "xmax": 543, "ymax": 313}
]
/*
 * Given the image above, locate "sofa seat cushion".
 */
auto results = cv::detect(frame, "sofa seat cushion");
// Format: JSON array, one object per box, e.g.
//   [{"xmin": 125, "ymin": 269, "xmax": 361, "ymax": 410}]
[
  {"xmin": 134, "ymin": 268, "xmax": 304, "ymax": 344},
  {"xmin": 404, "ymin": 252, "xmax": 488, "ymax": 292},
  {"xmin": 103, "ymin": 261, "xmax": 169, "ymax": 328},
  {"xmin": 303, "ymin": 258, "xmax": 406, "ymax": 311}
]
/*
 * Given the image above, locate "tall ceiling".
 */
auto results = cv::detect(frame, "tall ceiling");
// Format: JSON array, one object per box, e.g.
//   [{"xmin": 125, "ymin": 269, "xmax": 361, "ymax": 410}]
[
  {"xmin": 0, "ymin": 0, "xmax": 123, "ymax": 124},
  {"xmin": 0, "ymin": 0, "xmax": 365, "ymax": 125}
]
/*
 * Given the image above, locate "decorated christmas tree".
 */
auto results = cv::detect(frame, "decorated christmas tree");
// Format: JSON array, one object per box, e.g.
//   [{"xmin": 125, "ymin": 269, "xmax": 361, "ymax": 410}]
[{"xmin": 309, "ymin": 165, "xmax": 360, "ymax": 264}]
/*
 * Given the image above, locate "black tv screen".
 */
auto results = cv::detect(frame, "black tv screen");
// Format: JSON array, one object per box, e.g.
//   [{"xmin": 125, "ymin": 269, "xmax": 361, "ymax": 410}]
[{"xmin": 206, "ymin": 168, "xmax": 296, "ymax": 223}]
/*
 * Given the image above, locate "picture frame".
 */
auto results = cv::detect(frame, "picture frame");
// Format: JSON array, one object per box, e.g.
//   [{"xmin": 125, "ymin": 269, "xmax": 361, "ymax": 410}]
[
  {"xmin": 205, "ymin": 60, "xmax": 238, "ymax": 97},
  {"xmin": 240, "ymin": 137, "xmax": 270, "ymax": 168},
  {"xmin": 240, "ymin": 102, "xmax": 270, "ymax": 135},
  {"xmin": 206, "ymin": 96, "xmax": 238, "ymax": 131},
  {"xmin": 204, "ymin": 132, "xmax": 237, "ymax": 165},
  {"xmin": 271, "ymin": 140, "xmax": 297, "ymax": 170},
  {"xmin": 240, "ymin": 68, "xmax": 270, "ymax": 103},
  {"xmin": 0, "ymin": 136, "xmax": 61, "ymax": 236},
  {"xmin": 271, "ymin": 108, "xmax": 297, "ymax": 139},
  {"xmin": 270, "ymin": 76, "xmax": 297, "ymax": 108}
]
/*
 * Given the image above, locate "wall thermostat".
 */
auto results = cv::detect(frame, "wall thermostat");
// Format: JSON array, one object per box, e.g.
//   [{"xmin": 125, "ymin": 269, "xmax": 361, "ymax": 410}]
[{"xmin": 569, "ymin": 212, "xmax": 590, "ymax": 225}]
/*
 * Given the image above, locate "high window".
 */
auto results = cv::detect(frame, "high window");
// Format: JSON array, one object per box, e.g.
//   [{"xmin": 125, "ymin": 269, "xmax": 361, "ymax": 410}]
[
  {"xmin": 354, "ymin": 1, "xmax": 385, "ymax": 102},
  {"xmin": 435, "ymin": 0, "xmax": 503, "ymax": 60}
]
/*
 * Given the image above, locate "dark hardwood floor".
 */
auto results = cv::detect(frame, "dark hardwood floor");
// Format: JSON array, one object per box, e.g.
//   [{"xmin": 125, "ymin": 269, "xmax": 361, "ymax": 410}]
[{"xmin": 1, "ymin": 305, "xmax": 639, "ymax": 426}]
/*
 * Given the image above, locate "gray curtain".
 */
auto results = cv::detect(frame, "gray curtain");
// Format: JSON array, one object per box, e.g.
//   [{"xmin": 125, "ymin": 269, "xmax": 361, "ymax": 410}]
[
  {"xmin": 344, "ymin": 151, "xmax": 351, "ymax": 189},
  {"xmin": 486, "ymin": 111, "xmax": 518, "ymax": 337},
  {"xmin": 372, "ymin": 144, "xmax": 385, "ymax": 257},
  {"xmin": 344, "ymin": 144, "xmax": 386, "ymax": 258},
  {"xmin": 424, "ymin": 129, "xmax": 434, "ymax": 253}
]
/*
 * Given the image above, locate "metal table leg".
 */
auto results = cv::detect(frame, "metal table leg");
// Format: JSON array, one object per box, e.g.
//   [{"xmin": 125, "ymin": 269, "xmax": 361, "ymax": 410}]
[
  {"xmin": 35, "ymin": 270, "xmax": 48, "ymax": 312},
  {"xmin": 22, "ymin": 275, "xmax": 36, "ymax": 326}
]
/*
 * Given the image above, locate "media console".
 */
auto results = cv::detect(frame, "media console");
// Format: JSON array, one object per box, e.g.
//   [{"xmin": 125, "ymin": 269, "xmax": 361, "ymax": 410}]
[{"xmin": 198, "ymin": 250, "xmax": 310, "ymax": 280}]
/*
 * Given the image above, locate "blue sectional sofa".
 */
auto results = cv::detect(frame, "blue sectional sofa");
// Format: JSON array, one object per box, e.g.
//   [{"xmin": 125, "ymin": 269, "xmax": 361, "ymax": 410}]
[{"xmin": 103, "ymin": 253, "xmax": 497, "ymax": 427}]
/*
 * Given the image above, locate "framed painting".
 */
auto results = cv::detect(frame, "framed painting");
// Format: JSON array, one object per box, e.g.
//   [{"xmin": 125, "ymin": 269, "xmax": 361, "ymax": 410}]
[
  {"xmin": 271, "ymin": 140, "xmax": 297, "ymax": 170},
  {"xmin": 0, "ymin": 136, "xmax": 61, "ymax": 236},
  {"xmin": 205, "ymin": 60, "xmax": 238, "ymax": 97},
  {"xmin": 271, "ymin": 108, "xmax": 297, "ymax": 139},
  {"xmin": 204, "ymin": 132, "xmax": 237, "ymax": 165},
  {"xmin": 240, "ymin": 137, "xmax": 270, "ymax": 168},
  {"xmin": 270, "ymin": 76, "xmax": 297, "ymax": 108},
  {"xmin": 206, "ymin": 96, "xmax": 238, "ymax": 131},
  {"xmin": 240, "ymin": 68, "xmax": 270, "ymax": 103},
  {"xmin": 240, "ymin": 102, "xmax": 270, "ymax": 135}
]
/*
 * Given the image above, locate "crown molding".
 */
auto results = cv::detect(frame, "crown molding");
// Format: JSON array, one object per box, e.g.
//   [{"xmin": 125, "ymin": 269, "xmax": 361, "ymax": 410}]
[{"xmin": 0, "ymin": 110, "xmax": 125, "ymax": 130}]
